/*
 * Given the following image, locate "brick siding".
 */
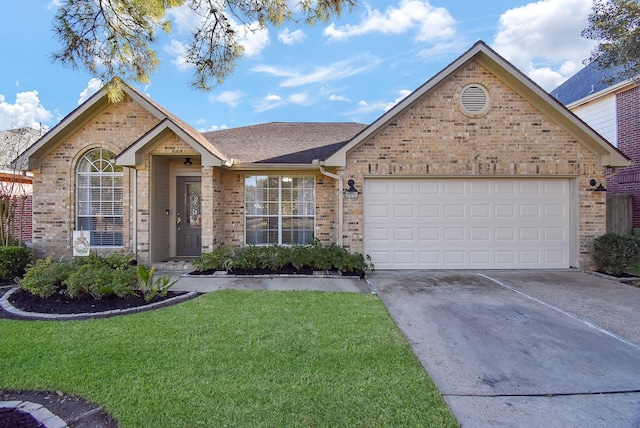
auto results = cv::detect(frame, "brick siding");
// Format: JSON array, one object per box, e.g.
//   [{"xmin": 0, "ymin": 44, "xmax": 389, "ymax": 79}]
[
  {"xmin": 340, "ymin": 60, "xmax": 605, "ymax": 269},
  {"xmin": 607, "ymin": 86, "xmax": 640, "ymax": 228},
  {"xmin": 32, "ymin": 60, "xmax": 610, "ymax": 269}
]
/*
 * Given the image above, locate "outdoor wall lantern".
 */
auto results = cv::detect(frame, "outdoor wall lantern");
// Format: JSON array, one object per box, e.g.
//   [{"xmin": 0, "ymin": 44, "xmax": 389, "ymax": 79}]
[
  {"xmin": 589, "ymin": 178, "xmax": 606, "ymax": 192},
  {"xmin": 184, "ymin": 157, "xmax": 193, "ymax": 166},
  {"xmin": 345, "ymin": 179, "xmax": 359, "ymax": 199},
  {"xmin": 166, "ymin": 209, "xmax": 170, "ymax": 216}
]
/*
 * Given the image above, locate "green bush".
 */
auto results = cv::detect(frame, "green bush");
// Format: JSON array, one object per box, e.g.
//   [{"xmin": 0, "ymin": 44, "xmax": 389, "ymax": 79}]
[
  {"xmin": 20, "ymin": 253, "xmax": 138, "ymax": 300},
  {"xmin": 192, "ymin": 241, "xmax": 375, "ymax": 275},
  {"xmin": 65, "ymin": 263, "xmax": 137, "ymax": 299},
  {"xmin": 593, "ymin": 233, "xmax": 640, "ymax": 275},
  {"xmin": 19, "ymin": 257, "xmax": 75, "ymax": 298},
  {"xmin": 0, "ymin": 246, "xmax": 31, "ymax": 281},
  {"xmin": 191, "ymin": 245, "xmax": 233, "ymax": 271}
]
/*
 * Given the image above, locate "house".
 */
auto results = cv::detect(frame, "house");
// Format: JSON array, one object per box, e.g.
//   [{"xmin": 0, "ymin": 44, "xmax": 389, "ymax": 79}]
[
  {"xmin": 0, "ymin": 128, "xmax": 41, "ymax": 245},
  {"xmin": 0, "ymin": 171, "xmax": 32, "ymax": 245},
  {"xmin": 551, "ymin": 61, "xmax": 640, "ymax": 230},
  {"xmin": 22, "ymin": 41, "xmax": 629, "ymax": 270}
]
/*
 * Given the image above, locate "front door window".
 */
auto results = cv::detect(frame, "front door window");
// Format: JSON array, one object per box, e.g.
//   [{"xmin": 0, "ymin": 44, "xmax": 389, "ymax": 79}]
[{"xmin": 177, "ymin": 177, "xmax": 202, "ymax": 256}]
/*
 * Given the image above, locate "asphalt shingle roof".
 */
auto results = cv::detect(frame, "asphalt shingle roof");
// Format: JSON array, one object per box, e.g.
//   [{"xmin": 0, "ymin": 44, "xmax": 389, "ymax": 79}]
[
  {"xmin": 550, "ymin": 61, "xmax": 625, "ymax": 105},
  {"xmin": 202, "ymin": 122, "xmax": 367, "ymax": 164}
]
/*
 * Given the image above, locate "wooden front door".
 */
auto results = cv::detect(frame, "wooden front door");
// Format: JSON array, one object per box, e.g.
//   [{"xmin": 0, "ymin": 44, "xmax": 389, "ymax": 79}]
[{"xmin": 176, "ymin": 177, "xmax": 202, "ymax": 256}]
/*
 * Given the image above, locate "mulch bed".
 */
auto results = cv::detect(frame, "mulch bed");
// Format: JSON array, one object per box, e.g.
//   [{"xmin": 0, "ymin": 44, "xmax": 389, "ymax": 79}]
[
  {"xmin": 6, "ymin": 288, "xmax": 186, "ymax": 315},
  {"xmin": 1, "ymin": 390, "xmax": 118, "ymax": 428}
]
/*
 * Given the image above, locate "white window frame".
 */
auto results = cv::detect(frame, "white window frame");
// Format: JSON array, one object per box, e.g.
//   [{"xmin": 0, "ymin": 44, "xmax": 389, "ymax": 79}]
[
  {"xmin": 244, "ymin": 175, "xmax": 315, "ymax": 245},
  {"xmin": 76, "ymin": 148, "xmax": 124, "ymax": 247}
]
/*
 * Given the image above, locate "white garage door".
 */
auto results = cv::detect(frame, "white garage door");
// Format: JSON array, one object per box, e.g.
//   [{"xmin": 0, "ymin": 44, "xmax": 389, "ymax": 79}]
[{"xmin": 363, "ymin": 178, "xmax": 572, "ymax": 269}]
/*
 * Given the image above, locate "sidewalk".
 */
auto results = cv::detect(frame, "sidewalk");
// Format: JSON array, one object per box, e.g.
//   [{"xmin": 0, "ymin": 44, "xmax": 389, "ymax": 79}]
[{"xmin": 163, "ymin": 270, "xmax": 374, "ymax": 294}]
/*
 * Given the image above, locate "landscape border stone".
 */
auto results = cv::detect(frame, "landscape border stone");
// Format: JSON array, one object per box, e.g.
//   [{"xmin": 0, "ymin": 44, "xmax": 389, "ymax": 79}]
[{"xmin": 0, "ymin": 287, "xmax": 199, "ymax": 320}]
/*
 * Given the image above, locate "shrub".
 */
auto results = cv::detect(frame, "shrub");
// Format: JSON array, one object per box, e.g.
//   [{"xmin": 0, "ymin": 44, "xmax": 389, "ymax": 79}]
[
  {"xmin": 65, "ymin": 263, "xmax": 137, "ymax": 299},
  {"xmin": 192, "ymin": 241, "xmax": 375, "ymax": 275},
  {"xmin": 20, "ymin": 253, "xmax": 138, "ymax": 300},
  {"xmin": 593, "ymin": 233, "xmax": 640, "ymax": 275},
  {"xmin": 191, "ymin": 246, "xmax": 233, "ymax": 271},
  {"xmin": 0, "ymin": 246, "xmax": 31, "ymax": 281},
  {"xmin": 19, "ymin": 257, "xmax": 75, "ymax": 298}
]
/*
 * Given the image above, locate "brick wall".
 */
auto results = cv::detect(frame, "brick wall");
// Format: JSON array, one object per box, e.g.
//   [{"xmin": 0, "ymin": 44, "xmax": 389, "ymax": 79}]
[
  {"xmin": 340, "ymin": 60, "xmax": 605, "ymax": 269},
  {"xmin": 607, "ymin": 86, "xmax": 640, "ymax": 228},
  {"xmin": 32, "ymin": 95, "xmax": 160, "ymax": 260}
]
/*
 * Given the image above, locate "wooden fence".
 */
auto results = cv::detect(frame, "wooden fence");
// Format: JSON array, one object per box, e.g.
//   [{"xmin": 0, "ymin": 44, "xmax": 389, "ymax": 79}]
[{"xmin": 607, "ymin": 194, "xmax": 633, "ymax": 235}]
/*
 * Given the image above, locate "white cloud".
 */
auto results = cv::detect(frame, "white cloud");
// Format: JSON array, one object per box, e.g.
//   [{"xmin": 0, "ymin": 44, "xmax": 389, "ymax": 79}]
[
  {"xmin": 278, "ymin": 28, "xmax": 306, "ymax": 45},
  {"xmin": 349, "ymin": 89, "xmax": 411, "ymax": 116},
  {"xmin": 0, "ymin": 90, "xmax": 53, "ymax": 130},
  {"xmin": 165, "ymin": 39, "xmax": 190, "ymax": 70},
  {"xmin": 78, "ymin": 78, "xmax": 103, "ymax": 105},
  {"xmin": 165, "ymin": 5, "xmax": 270, "ymax": 65},
  {"xmin": 252, "ymin": 57, "xmax": 380, "ymax": 87},
  {"xmin": 329, "ymin": 94, "xmax": 350, "ymax": 102},
  {"xmin": 289, "ymin": 93, "xmax": 310, "ymax": 105},
  {"xmin": 492, "ymin": 0, "xmax": 595, "ymax": 90},
  {"xmin": 254, "ymin": 94, "xmax": 285, "ymax": 113},
  {"xmin": 324, "ymin": 0, "xmax": 456, "ymax": 42},
  {"xmin": 237, "ymin": 25, "xmax": 270, "ymax": 57},
  {"xmin": 209, "ymin": 90, "xmax": 246, "ymax": 107},
  {"xmin": 198, "ymin": 124, "xmax": 228, "ymax": 132}
]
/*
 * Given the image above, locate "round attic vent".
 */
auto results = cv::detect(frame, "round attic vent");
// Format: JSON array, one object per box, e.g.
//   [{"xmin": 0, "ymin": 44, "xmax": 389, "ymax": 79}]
[{"xmin": 459, "ymin": 83, "xmax": 490, "ymax": 116}]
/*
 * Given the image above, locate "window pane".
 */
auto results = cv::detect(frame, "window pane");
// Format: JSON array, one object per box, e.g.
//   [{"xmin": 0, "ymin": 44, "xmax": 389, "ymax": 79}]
[
  {"xmin": 244, "ymin": 175, "xmax": 315, "ymax": 245},
  {"xmin": 76, "ymin": 149, "xmax": 123, "ymax": 247}
]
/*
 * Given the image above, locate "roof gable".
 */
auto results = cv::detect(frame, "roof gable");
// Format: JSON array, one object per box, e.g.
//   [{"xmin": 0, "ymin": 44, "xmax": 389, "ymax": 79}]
[
  {"xmin": 22, "ymin": 80, "xmax": 227, "ymax": 171},
  {"xmin": 116, "ymin": 118, "xmax": 225, "ymax": 167},
  {"xmin": 324, "ymin": 41, "xmax": 629, "ymax": 169}
]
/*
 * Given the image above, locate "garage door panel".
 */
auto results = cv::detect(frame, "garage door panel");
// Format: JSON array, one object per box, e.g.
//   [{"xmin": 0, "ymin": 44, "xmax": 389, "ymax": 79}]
[
  {"xmin": 364, "ymin": 178, "xmax": 571, "ymax": 269},
  {"xmin": 394, "ymin": 205, "xmax": 415, "ymax": 218}
]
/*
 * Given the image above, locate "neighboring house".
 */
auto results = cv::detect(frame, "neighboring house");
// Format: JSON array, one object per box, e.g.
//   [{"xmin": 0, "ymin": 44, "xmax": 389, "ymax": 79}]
[
  {"xmin": 0, "ymin": 128, "xmax": 40, "ymax": 245},
  {"xmin": 22, "ymin": 41, "xmax": 629, "ymax": 270},
  {"xmin": 551, "ymin": 61, "xmax": 640, "ymax": 228},
  {"xmin": 0, "ymin": 171, "xmax": 32, "ymax": 245}
]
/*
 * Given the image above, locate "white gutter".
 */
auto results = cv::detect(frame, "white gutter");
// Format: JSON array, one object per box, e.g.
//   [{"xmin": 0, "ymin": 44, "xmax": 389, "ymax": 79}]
[{"xmin": 317, "ymin": 163, "xmax": 343, "ymax": 247}]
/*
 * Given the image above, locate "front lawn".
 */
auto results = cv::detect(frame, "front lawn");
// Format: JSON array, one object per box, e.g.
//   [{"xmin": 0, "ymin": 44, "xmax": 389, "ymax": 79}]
[{"xmin": 0, "ymin": 290, "xmax": 457, "ymax": 427}]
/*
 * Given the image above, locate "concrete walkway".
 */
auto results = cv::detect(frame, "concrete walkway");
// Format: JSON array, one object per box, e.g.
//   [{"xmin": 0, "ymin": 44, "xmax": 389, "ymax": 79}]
[{"xmin": 166, "ymin": 271, "xmax": 373, "ymax": 294}]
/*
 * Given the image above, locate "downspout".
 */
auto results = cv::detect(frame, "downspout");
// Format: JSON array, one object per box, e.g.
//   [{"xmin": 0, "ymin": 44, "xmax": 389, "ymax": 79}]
[
  {"xmin": 132, "ymin": 168, "xmax": 137, "ymax": 260},
  {"xmin": 317, "ymin": 162, "xmax": 343, "ymax": 247}
]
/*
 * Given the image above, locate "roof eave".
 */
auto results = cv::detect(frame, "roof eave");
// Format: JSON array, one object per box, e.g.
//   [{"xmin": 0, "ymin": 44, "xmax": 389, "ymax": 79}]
[
  {"xmin": 116, "ymin": 119, "xmax": 224, "ymax": 167},
  {"xmin": 225, "ymin": 162, "xmax": 321, "ymax": 171},
  {"xmin": 325, "ymin": 41, "xmax": 630, "ymax": 169},
  {"xmin": 476, "ymin": 54, "xmax": 630, "ymax": 168},
  {"xmin": 24, "ymin": 83, "xmax": 167, "ymax": 173}
]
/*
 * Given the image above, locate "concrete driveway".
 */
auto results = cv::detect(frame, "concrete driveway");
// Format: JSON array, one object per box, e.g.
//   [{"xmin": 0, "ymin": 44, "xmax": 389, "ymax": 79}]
[{"xmin": 368, "ymin": 270, "xmax": 640, "ymax": 428}]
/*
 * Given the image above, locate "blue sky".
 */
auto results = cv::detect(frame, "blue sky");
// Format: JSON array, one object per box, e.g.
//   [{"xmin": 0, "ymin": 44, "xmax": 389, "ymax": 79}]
[{"xmin": 0, "ymin": 0, "xmax": 598, "ymax": 132}]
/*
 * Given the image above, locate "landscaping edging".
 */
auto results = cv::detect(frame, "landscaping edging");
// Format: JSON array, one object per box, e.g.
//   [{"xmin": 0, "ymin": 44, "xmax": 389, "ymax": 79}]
[
  {"xmin": 0, "ymin": 399, "xmax": 68, "ymax": 428},
  {"xmin": 588, "ymin": 271, "xmax": 640, "ymax": 288},
  {"xmin": 1, "ymin": 390, "xmax": 118, "ymax": 428},
  {"xmin": 0, "ymin": 287, "xmax": 199, "ymax": 321}
]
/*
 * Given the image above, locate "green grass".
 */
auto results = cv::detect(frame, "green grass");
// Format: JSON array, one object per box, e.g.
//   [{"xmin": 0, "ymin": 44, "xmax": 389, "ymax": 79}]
[
  {"xmin": 629, "ymin": 262, "xmax": 640, "ymax": 276},
  {"xmin": 0, "ymin": 290, "xmax": 458, "ymax": 427}
]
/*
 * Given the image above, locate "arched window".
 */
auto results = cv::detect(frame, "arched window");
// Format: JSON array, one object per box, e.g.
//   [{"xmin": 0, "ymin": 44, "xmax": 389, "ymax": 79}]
[{"xmin": 76, "ymin": 149, "xmax": 124, "ymax": 246}]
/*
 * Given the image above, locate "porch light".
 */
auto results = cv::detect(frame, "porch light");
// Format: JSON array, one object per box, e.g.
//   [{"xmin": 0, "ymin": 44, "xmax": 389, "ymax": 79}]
[
  {"xmin": 184, "ymin": 157, "xmax": 193, "ymax": 166},
  {"xmin": 345, "ymin": 179, "xmax": 359, "ymax": 199},
  {"xmin": 589, "ymin": 179, "xmax": 606, "ymax": 192}
]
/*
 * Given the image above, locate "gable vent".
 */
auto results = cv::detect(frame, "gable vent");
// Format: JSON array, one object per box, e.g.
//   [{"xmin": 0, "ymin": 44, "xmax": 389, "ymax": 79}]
[{"xmin": 460, "ymin": 84, "xmax": 490, "ymax": 116}]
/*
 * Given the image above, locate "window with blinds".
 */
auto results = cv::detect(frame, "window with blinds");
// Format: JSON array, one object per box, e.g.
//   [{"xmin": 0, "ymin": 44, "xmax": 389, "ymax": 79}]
[{"xmin": 76, "ymin": 148, "xmax": 124, "ymax": 246}]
